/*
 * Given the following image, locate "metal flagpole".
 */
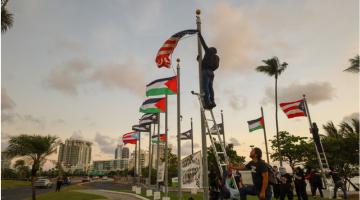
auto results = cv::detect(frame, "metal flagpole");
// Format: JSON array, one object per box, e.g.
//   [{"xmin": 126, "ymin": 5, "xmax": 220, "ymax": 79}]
[
  {"xmin": 176, "ymin": 59, "xmax": 182, "ymax": 199},
  {"xmin": 302, "ymin": 94, "xmax": 327, "ymax": 189},
  {"xmin": 138, "ymin": 131, "xmax": 141, "ymax": 184},
  {"xmin": 196, "ymin": 9, "xmax": 209, "ymax": 200},
  {"xmin": 191, "ymin": 118, "xmax": 194, "ymax": 155},
  {"xmin": 148, "ymin": 123, "xmax": 153, "ymax": 185},
  {"xmin": 156, "ymin": 113, "xmax": 161, "ymax": 191},
  {"xmin": 164, "ymin": 94, "xmax": 169, "ymax": 196},
  {"xmin": 134, "ymin": 138, "xmax": 138, "ymax": 180},
  {"xmin": 221, "ymin": 110, "xmax": 225, "ymax": 147},
  {"xmin": 261, "ymin": 107, "xmax": 270, "ymax": 163}
]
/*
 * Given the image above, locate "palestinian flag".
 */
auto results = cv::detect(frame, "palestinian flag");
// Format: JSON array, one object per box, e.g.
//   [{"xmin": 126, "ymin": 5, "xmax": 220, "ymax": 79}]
[
  {"xmin": 146, "ymin": 76, "xmax": 177, "ymax": 96},
  {"xmin": 151, "ymin": 134, "xmax": 167, "ymax": 144},
  {"xmin": 139, "ymin": 97, "xmax": 166, "ymax": 113},
  {"xmin": 122, "ymin": 131, "xmax": 140, "ymax": 145},
  {"xmin": 247, "ymin": 117, "xmax": 264, "ymax": 132}
]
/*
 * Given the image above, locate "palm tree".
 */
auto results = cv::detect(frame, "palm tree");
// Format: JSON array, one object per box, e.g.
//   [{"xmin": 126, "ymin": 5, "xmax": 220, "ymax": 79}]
[
  {"xmin": 1, "ymin": 0, "xmax": 14, "ymax": 33},
  {"xmin": 4, "ymin": 135, "xmax": 60, "ymax": 200},
  {"xmin": 256, "ymin": 56, "xmax": 287, "ymax": 166},
  {"xmin": 344, "ymin": 55, "xmax": 359, "ymax": 73}
]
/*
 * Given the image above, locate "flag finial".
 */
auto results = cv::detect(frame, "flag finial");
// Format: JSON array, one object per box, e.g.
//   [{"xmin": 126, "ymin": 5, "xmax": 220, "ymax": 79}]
[
  {"xmin": 176, "ymin": 58, "xmax": 180, "ymax": 63},
  {"xmin": 196, "ymin": 9, "xmax": 201, "ymax": 15},
  {"xmin": 303, "ymin": 94, "xmax": 306, "ymax": 98}
]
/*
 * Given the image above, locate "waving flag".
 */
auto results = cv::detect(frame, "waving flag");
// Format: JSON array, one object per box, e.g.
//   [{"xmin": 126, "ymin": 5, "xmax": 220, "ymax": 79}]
[
  {"xmin": 180, "ymin": 129, "xmax": 192, "ymax": 140},
  {"xmin": 146, "ymin": 76, "xmax": 177, "ymax": 96},
  {"xmin": 280, "ymin": 99, "xmax": 307, "ymax": 118},
  {"xmin": 155, "ymin": 29, "xmax": 197, "ymax": 68},
  {"xmin": 247, "ymin": 117, "xmax": 264, "ymax": 132},
  {"xmin": 140, "ymin": 97, "xmax": 166, "ymax": 113},
  {"xmin": 151, "ymin": 133, "xmax": 167, "ymax": 144},
  {"xmin": 122, "ymin": 131, "xmax": 139, "ymax": 145},
  {"xmin": 132, "ymin": 124, "xmax": 150, "ymax": 132},
  {"xmin": 209, "ymin": 123, "xmax": 224, "ymax": 135},
  {"xmin": 139, "ymin": 113, "xmax": 159, "ymax": 125}
]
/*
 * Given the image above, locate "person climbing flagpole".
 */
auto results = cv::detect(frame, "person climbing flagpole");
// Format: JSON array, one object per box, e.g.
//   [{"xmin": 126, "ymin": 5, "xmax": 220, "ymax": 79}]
[
  {"xmin": 261, "ymin": 107, "xmax": 270, "ymax": 163},
  {"xmin": 196, "ymin": 9, "xmax": 209, "ymax": 200},
  {"xmin": 176, "ymin": 58, "xmax": 182, "ymax": 199}
]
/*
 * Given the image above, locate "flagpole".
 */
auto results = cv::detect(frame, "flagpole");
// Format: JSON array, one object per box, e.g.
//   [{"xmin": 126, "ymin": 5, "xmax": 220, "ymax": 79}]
[
  {"xmin": 191, "ymin": 118, "xmax": 194, "ymax": 155},
  {"xmin": 148, "ymin": 123, "xmax": 153, "ymax": 185},
  {"xmin": 156, "ymin": 113, "xmax": 161, "ymax": 191},
  {"xmin": 196, "ymin": 9, "xmax": 209, "ymax": 200},
  {"xmin": 138, "ymin": 131, "xmax": 141, "ymax": 184},
  {"xmin": 221, "ymin": 110, "xmax": 225, "ymax": 147},
  {"xmin": 164, "ymin": 94, "xmax": 169, "ymax": 196},
  {"xmin": 134, "ymin": 138, "xmax": 138, "ymax": 180},
  {"xmin": 303, "ymin": 94, "xmax": 327, "ymax": 189},
  {"xmin": 176, "ymin": 58, "xmax": 182, "ymax": 199},
  {"xmin": 261, "ymin": 107, "xmax": 270, "ymax": 163}
]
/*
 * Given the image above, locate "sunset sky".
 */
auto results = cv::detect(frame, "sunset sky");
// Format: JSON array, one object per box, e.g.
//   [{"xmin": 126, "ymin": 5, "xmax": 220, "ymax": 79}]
[{"xmin": 1, "ymin": 0, "xmax": 358, "ymax": 168}]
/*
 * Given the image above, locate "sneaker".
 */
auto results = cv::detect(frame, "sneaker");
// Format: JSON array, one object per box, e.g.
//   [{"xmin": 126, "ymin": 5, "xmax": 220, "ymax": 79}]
[{"xmin": 209, "ymin": 102, "xmax": 216, "ymax": 108}]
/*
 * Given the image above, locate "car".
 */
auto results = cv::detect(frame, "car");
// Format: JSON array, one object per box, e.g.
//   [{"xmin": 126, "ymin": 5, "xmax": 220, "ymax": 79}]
[
  {"xmin": 81, "ymin": 176, "xmax": 91, "ymax": 182},
  {"xmin": 34, "ymin": 177, "xmax": 53, "ymax": 188},
  {"xmin": 102, "ymin": 176, "xmax": 108, "ymax": 180}
]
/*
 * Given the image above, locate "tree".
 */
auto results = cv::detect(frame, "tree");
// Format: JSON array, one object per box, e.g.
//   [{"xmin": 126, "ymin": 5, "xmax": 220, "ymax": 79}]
[
  {"xmin": 1, "ymin": 0, "xmax": 13, "ymax": 33},
  {"xmin": 4, "ymin": 135, "xmax": 59, "ymax": 200},
  {"xmin": 14, "ymin": 159, "xmax": 30, "ymax": 179},
  {"xmin": 270, "ymin": 131, "xmax": 312, "ymax": 170},
  {"xmin": 344, "ymin": 55, "xmax": 359, "ymax": 73},
  {"xmin": 256, "ymin": 57, "xmax": 287, "ymax": 166}
]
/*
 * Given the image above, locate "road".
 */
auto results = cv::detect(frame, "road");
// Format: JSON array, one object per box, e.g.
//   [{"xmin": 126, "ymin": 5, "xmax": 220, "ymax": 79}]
[{"xmin": 2, "ymin": 185, "xmax": 55, "ymax": 200}]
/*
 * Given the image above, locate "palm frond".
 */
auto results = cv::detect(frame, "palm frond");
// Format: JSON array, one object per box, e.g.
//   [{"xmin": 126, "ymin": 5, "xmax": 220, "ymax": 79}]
[
  {"xmin": 344, "ymin": 55, "xmax": 359, "ymax": 73},
  {"xmin": 1, "ymin": 6, "xmax": 13, "ymax": 33}
]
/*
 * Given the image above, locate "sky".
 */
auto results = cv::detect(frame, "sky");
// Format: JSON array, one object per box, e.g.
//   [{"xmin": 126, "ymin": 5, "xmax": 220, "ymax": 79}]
[{"xmin": 1, "ymin": 0, "xmax": 359, "ymax": 169}]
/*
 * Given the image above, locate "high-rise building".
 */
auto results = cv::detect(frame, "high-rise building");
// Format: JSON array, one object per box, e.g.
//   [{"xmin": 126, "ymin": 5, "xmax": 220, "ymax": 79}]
[
  {"xmin": 151, "ymin": 143, "xmax": 165, "ymax": 169},
  {"xmin": 58, "ymin": 138, "xmax": 92, "ymax": 172},
  {"xmin": 122, "ymin": 146, "xmax": 129, "ymax": 159},
  {"xmin": 114, "ymin": 144, "xmax": 130, "ymax": 159},
  {"xmin": 92, "ymin": 159, "xmax": 128, "ymax": 172}
]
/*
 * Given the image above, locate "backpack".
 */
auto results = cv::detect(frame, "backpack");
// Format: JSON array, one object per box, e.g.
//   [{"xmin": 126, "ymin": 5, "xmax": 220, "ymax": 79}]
[
  {"xmin": 203, "ymin": 54, "xmax": 219, "ymax": 71},
  {"xmin": 265, "ymin": 163, "xmax": 278, "ymax": 185}
]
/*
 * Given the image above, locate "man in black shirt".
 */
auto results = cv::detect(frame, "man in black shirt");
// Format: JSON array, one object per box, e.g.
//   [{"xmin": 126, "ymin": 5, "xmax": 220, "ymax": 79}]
[
  {"xmin": 235, "ymin": 147, "xmax": 272, "ymax": 200},
  {"xmin": 198, "ymin": 32, "xmax": 219, "ymax": 109},
  {"xmin": 279, "ymin": 167, "xmax": 294, "ymax": 200},
  {"xmin": 328, "ymin": 167, "xmax": 348, "ymax": 199}
]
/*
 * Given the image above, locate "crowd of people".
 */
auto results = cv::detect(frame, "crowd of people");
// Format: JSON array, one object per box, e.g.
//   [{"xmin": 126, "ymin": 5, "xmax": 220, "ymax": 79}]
[{"xmin": 209, "ymin": 147, "xmax": 348, "ymax": 200}]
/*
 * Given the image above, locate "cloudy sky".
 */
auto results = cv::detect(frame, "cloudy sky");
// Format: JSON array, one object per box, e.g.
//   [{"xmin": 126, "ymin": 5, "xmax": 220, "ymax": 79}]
[{"xmin": 1, "ymin": 0, "xmax": 358, "ymax": 168}]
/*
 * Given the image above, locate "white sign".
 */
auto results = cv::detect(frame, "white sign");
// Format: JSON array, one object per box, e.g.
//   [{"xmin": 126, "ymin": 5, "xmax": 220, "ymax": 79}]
[
  {"xmin": 191, "ymin": 188, "xmax": 198, "ymax": 194},
  {"xmin": 154, "ymin": 192, "xmax": 161, "ymax": 200},
  {"xmin": 240, "ymin": 170, "xmax": 253, "ymax": 185},
  {"xmin": 162, "ymin": 197, "xmax": 170, "ymax": 200},
  {"xmin": 146, "ymin": 189, "xmax": 153, "ymax": 197},
  {"xmin": 157, "ymin": 162, "xmax": 165, "ymax": 182},
  {"xmin": 135, "ymin": 187, "xmax": 141, "ymax": 194},
  {"xmin": 181, "ymin": 151, "xmax": 202, "ymax": 188},
  {"xmin": 132, "ymin": 186, "xmax": 136, "ymax": 192}
]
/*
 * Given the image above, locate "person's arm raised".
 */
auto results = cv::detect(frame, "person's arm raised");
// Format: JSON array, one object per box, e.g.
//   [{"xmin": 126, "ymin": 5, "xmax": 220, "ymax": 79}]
[{"xmin": 198, "ymin": 32, "xmax": 209, "ymax": 52}]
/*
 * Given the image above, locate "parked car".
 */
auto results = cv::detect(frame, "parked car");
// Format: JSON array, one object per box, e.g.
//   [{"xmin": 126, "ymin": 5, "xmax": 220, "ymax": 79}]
[
  {"xmin": 34, "ymin": 177, "xmax": 53, "ymax": 188},
  {"xmin": 102, "ymin": 176, "xmax": 108, "ymax": 180},
  {"xmin": 81, "ymin": 176, "xmax": 91, "ymax": 182}
]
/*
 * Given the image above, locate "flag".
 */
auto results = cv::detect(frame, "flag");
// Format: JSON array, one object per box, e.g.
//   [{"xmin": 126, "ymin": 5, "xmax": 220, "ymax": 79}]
[
  {"xmin": 146, "ymin": 76, "xmax": 177, "ymax": 96},
  {"xmin": 209, "ymin": 123, "xmax": 224, "ymax": 135},
  {"xmin": 132, "ymin": 124, "xmax": 150, "ymax": 132},
  {"xmin": 155, "ymin": 29, "xmax": 197, "ymax": 68},
  {"xmin": 180, "ymin": 129, "xmax": 192, "ymax": 140},
  {"xmin": 140, "ymin": 97, "xmax": 166, "ymax": 113},
  {"xmin": 151, "ymin": 134, "xmax": 167, "ymax": 144},
  {"xmin": 280, "ymin": 99, "xmax": 307, "ymax": 118},
  {"xmin": 247, "ymin": 117, "xmax": 264, "ymax": 132},
  {"xmin": 122, "ymin": 131, "xmax": 139, "ymax": 144},
  {"xmin": 139, "ymin": 113, "xmax": 159, "ymax": 125}
]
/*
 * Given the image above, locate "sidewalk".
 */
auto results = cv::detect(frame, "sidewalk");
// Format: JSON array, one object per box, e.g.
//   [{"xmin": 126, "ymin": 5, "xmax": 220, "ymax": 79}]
[{"xmin": 76, "ymin": 189, "xmax": 149, "ymax": 200}]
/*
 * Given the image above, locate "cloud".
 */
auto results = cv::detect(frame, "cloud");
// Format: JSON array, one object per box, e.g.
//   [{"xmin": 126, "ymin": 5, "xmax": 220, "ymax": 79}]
[
  {"xmin": 224, "ymin": 90, "xmax": 247, "ymax": 110},
  {"xmin": 94, "ymin": 132, "xmax": 117, "ymax": 155},
  {"xmin": 342, "ymin": 112, "xmax": 359, "ymax": 122},
  {"xmin": 70, "ymin": 130, "xmax": 84, "ymax": 140},
  {"xmin": 2, "ymin": 89, "xmax": 16, "ymax": 111},
  {"xmin": 208, "ymin": 3, "xmax": 262, "ymax": 72},
  {"xmin": 1, "ymin": 113, "xmax": 21, "ymax": 123},
  {"xmin": 23, "ymin": 114, "xmax": 45, "ymax": 129},
  {"xmin": 90, "ymin": 62, "xmax": 145, "ymax": 96},
  {"xmin": 180, "ymin": 141, "xmax": 200, "ymax": 156},
  {"xmin": 47, "ymin": 59, "xmax": 145, "ymax": 96},
  {"xmin": 262, "ymin": 82, "xmax": 335, "ymax": 105},
  {"xmin": 47, "ymin": 58, "xmax": 91, "ymax": 95},
  {"xmin": 229, "ymin": 137, "xmax": 240, "ymax": 146}
]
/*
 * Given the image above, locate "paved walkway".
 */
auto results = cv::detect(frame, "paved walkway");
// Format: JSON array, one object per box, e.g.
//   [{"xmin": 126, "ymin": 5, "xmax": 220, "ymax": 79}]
[{"xmin": 76, "ymin": 189, "xmax": 149, "ymax": 200}]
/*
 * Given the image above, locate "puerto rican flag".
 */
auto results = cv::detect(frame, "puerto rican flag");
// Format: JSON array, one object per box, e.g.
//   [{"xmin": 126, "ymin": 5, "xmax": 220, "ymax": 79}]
[
  {"xmin": 280, "ymin": 99, "xmax": 307, "ymax": 119},
  {"xmin": 155, "ymin": 29, "xmax": 197, "ymax": 68},
  {"xmin": 122, "ymin": 131, "xmax": 140, "ymax": 145}
]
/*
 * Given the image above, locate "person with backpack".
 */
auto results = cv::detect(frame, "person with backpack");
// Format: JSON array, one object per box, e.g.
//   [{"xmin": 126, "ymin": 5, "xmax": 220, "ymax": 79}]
[
  {"xmin": 234, "ymin": 147, "xmax": 272, "ymax": 200},
  {"xmin": 328, "ymin": 167, "xmax": 348, "ymax": 199},
  {"xmin": 198, "ymin": 32, "xmax": 219, "ymax": 109},
  {"xmin": 279, "ymin": 167, "xmax": 294, "ymax": 200},
  {"xmin": 310, "ymin": 168, "xmax": 324, "ymax": 198},
  {"xmin": 294, "ymin": 167, "xmax": 308, "ymax": 200}
]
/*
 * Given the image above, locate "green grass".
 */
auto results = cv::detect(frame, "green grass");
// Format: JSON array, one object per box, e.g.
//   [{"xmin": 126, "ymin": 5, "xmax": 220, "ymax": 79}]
[
  {"xmin": 1, "ymin": 180, "xmax": 31, "ymax": 189},
  {"xmin": 25, "ymin": 184, "xmax": 105, "ymax": 200}
]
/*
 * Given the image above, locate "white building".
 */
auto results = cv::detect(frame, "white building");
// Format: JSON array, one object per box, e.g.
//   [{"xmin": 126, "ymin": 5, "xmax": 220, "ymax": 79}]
[
  {"xmin": 92, "ymin": 159, "xmax": 129, "ymax": 172},
  {"xmin": 58, "ymin": 138, "xmax": 92, "ymax": 172}
]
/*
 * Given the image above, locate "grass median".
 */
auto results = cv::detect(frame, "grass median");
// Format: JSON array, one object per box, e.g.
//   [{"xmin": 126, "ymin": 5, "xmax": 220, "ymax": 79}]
[{"xmin": 2, "ymin": 180, "xmax": 31, "ymax": 189}]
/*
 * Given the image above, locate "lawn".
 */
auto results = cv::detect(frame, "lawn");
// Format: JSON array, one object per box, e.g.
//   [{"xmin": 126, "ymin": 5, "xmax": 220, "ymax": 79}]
[
  {"xmin": 25, "ymin": 184, "xmax": 105, "ymax": 200},
  {"xmin": 2, "ymin": 180, "xmax": 31, "ymax": 189}
]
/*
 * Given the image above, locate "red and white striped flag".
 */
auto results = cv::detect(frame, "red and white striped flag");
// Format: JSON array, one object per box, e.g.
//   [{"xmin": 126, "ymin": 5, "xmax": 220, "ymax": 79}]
[
  {"xmin": 155, "ymin": 29, "xmax": 197, "ymax": 68},
  {"xmin": 280, "ymin": 99, "xmax": 307, "ymax": 119}
]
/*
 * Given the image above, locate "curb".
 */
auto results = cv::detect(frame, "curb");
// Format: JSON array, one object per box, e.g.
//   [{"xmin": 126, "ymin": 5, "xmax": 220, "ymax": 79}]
[{"xmin": 98, "ymin": 189, "xmax": 150, "ymax": 200}]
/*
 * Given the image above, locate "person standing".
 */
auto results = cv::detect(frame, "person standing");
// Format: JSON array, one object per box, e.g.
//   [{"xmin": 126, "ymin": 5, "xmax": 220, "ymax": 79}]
[
  {"xmin": 55, "ymin": 176, "xmax": 63, "ymax": 192},
  {"xmin": 235, "ymin": 147, "xmax": 272, "ymax": 200},
  {"xmin": 272, "ymin": 166, "xmax": 281, "ymax": 200},
  {"xmin": 279, "ymin": 167, "xmax": 293, "ymax": 200},
  {"xmin": 294, "ymin": 167, "xmax": 308, "ymax": 200},
  {"xmin": 198, "ymin": 32, "xmax": 219, "ymax": 110},
  {"xmin": 328, "ymin": 167, "xmax": 348, "ymax": 199},
  {"xmin": 310, "ymin": 169, "xmax": 323, "ymax": 198}
]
